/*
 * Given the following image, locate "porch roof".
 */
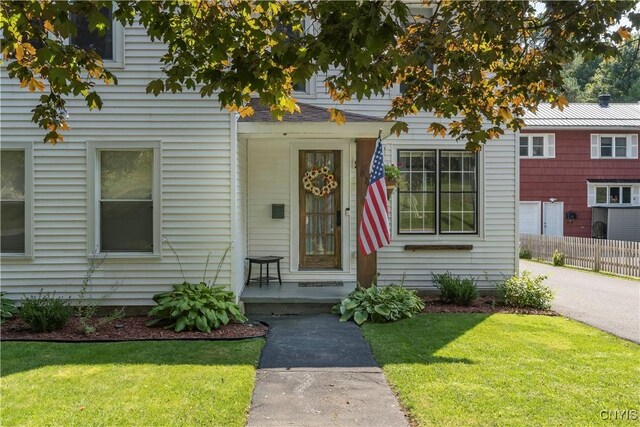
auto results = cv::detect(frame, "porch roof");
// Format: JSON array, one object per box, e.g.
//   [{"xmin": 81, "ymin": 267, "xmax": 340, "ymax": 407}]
[
  {"xmin": 237, "ymin": 100, "xmax": 394, "ymax": 139},
  {"xmin": 239, "ymin": 99, "xmax": 385, "ymax": 123}
]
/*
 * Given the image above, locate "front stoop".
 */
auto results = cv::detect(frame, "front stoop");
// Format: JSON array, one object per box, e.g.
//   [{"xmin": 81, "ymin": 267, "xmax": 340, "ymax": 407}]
[{"xmin": 240, "ymin": 282, "xmax": 356, "ymax": 315}]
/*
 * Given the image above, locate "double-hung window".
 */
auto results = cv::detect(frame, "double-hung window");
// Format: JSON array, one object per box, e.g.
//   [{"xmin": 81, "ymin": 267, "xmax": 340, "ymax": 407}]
[
  {"xmin": 397, "ymin": 150, "xmax": 478, "ymax": 234},
  {"xmin": 90, "ymin": 144, "xmax": 160, "ymax": 255},
  {"xmin": 276, "ymin": 19, "xmax": 316, "ymax": 96},
  {"xmin": 591, "ymin": 134, "xmax": 639, "ymax": 159},
  {"xmin": 519, "ymin": 134, "xmax": 555, "ymax": 158},
  {"xmin": 69, "ymin": 5, "xmax": 124, "ymax": 67},
  {"xmin": 1, "ymin": 147, "xmax": 32, "ymax": 256}
]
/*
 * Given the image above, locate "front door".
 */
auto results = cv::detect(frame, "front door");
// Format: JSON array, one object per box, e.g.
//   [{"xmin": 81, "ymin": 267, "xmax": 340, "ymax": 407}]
[
  {"xmin": 543, "ymin": 202, "xmax": 564, "ymax": 236},
  {"xmin": 299, "ymin": 150, "xmax": 341, "ymax": 269}
]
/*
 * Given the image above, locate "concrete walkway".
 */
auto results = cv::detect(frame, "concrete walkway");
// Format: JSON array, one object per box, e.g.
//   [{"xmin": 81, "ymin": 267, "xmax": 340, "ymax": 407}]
[
  {"xmin": 521, "ymin": 260, "xmax": 640, "ymax": 343},
  {"xmin": 247, "ymin": 314, "xmax": 409, "ymax": 427}
]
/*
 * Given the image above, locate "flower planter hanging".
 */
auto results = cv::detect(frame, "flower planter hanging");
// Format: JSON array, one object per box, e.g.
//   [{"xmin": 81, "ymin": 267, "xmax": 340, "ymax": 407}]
[{"xmin": 386, "ymin": 179, "xmax": 397, "ymax": 199}]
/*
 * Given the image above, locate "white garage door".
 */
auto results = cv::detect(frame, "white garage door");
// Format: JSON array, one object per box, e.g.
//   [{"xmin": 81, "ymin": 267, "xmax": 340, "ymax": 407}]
[{"xmin": 519, "ymin": 202, "xmax": 541, "ymax": 234}]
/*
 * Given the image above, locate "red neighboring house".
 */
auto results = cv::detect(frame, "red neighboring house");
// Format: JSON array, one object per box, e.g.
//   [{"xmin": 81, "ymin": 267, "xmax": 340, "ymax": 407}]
[{"xmin": 519, "ymin": 96, "xmax": 640, "ymax": 242}]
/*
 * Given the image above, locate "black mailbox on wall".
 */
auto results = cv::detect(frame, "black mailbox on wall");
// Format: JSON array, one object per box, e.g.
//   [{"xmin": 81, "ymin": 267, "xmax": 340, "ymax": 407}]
[{"xmin": 272, "ymin": 204, "xmax": 285, "ymax": 219}]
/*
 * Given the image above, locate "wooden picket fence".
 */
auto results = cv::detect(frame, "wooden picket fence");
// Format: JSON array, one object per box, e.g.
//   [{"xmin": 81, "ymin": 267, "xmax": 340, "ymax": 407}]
[{"xmin": 520, "ymin": 234, "xmax": 640, "ymax": 278}]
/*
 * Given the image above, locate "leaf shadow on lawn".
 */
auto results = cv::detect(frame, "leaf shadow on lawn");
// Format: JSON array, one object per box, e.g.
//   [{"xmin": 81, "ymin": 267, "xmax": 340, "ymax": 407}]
[
  {"xmin": 361, "ymin": 313, "xmax": 492, "ymax": 366},
  {"xmin": 0, "ymin": 339, "xmax": 265, "ymax": 377}
]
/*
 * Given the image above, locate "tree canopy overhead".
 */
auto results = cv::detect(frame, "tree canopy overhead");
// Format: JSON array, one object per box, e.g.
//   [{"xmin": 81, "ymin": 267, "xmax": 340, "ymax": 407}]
[{"xmin": 1, "ymin": 0, "xmax": 638, "ymax": 150}]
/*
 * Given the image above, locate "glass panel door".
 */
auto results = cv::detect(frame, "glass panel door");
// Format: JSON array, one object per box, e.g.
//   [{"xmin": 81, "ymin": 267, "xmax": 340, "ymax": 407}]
[{"xmin": 299, "ymin": 150, "xmax": 341, "ymax": 269}]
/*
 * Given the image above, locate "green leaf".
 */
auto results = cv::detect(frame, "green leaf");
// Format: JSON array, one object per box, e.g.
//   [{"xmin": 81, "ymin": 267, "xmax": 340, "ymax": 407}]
[
  {"xmin": 374, "ymin": 304, "xmax": 391, "ymax": 316},
  {"xmin": 354, "ymin": 310, "xmax": 368, "ymax": 325},
  {"xmin": 175, "ymin": 317, "xmax": 187, "ymax": 332}
]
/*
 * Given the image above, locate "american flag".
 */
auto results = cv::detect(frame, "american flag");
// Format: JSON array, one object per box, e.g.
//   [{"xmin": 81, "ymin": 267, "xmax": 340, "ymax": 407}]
[{"xmin": 358, "ymin": 136, "xmax": 390, "ymax": 255}]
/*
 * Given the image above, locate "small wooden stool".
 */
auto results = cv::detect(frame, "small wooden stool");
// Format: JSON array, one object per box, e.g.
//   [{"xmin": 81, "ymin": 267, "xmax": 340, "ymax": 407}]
[{"xmin": 245, "ymin": 256, "xmax": 283, "ymax": 287}]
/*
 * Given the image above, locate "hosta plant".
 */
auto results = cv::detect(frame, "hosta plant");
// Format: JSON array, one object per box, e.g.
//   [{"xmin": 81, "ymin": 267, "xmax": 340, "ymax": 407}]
[
  {"xmin": 1, "ymin": 293, "xmax": 17, "ymax": 324},
  {"xmin": 332, "ymin": 285, "xmax": 424, "ymax": 325},
  {"xmin": 147, "ymin": 282, "xmax": 246, "ymax": 333}
]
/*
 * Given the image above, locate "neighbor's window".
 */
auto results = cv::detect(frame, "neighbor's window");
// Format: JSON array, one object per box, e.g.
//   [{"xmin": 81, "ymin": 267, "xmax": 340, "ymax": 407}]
[
  {"xmin": 0, "ymin": 151, "xmax": 26, "ymax": 253},
  {"xmin": 592, "ymin": 134, "xmax": 638, "ymax": 159},
  {"xmin": 519, "ymin": 134, "xmax": 555, "ymax": 158},
  {"xmin": 70, "ymin": 7, "xmax": 114, "ymax": 60},
  {"xmin": 99, "ymin": 150, "xmax": 154, "ymax": 252},
  {"xmin": 398, "ymin": 150, "xmax": 478, "ymax": 234},
  {"xmin": 595, "ymin": 185, "xmax": 632, "ymax": 205}
]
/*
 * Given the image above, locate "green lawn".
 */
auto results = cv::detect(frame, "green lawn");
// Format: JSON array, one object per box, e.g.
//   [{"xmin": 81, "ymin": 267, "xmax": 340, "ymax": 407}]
[
  {"xmin": 362, "ymin": 314, "xmax": 640, "ymax": 426},
  {"xmin": 1, "ymin": 339, "xmax": 264, "ymax": 427}
]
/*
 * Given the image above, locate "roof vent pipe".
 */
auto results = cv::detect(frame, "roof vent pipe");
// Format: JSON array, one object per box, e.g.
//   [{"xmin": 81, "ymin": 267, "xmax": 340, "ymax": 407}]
[{"xmin": 598, "ymin": 93, "xmax": 610, "ymax": 108}]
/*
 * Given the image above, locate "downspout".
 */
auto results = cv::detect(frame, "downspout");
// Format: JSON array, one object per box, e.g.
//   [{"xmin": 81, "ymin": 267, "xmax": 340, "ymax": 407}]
[{"xmin": 229, "ymin": 112, "xmax": 240, "ymax": 300}]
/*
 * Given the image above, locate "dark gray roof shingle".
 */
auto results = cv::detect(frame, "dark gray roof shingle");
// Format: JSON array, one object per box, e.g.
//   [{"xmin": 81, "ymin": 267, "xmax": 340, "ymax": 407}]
[{"xmin": 238, "ymin": 99, "xmax": 385, "ymax": 123}]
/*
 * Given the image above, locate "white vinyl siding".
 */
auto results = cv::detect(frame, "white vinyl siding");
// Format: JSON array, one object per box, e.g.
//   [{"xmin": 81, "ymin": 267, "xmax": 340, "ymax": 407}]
[
  {"xmin": 590, "ymin": 134, "xmax": 638, "ymax": 159},
  {"xmin": 519, "ymin": 134, "xmax": 555, "ymax": 158},
  {"xmin": 0, "ymin": 22, "xmax": 233, "ymax": 305}
]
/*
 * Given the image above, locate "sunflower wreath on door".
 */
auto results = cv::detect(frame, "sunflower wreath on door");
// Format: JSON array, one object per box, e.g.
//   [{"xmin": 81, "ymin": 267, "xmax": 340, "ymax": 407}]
[{"xmin": 302, "ymin": 166, "xmax": 339, "ymax": 197}]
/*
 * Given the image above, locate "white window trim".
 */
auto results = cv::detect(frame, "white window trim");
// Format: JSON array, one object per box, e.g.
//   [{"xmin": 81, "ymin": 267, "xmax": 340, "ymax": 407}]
[
  {"xmin": 0, "ymin": 143, "xmax": 34, "ymax": 261},
  {"xmin": 519, "ymin": 134, "xmax": 555, "ymax": 158},
  {"xmin": 588, "ymin": 182, "xmax": 639, "ymax": 207},
  {"xmin": 66, "ymin": 7, "xmax": 125, "ymax": 69},
  {"xmin": 291, "ymin": 16, "xmax": 316, "ymax": 98},
  {"xmin": 591, "ymin": 134, "xmax": 638, "ymax": 159},
  {"xmin": 87, "ymin": 141, "xmax": 161, "ymax": 259},
  {"xmin": 390, "ymin": 145, "xmax": 486, "ymax": 242}
]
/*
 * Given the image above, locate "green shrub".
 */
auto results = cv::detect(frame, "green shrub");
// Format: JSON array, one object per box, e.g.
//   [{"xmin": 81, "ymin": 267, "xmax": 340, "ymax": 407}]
[
  {"xmin": 147, "ymin": 283, "xmax": 246, "ymax": 333},
  {"xmin": 552, "ymin": 249, "xmax": 565, "ymax": 266},
  {"xmin": 331, "ymin": 285, "xmax": 425, "ymax": 325},
  {"xmin": 519, "ymin": 247, "xmax": 532, "ymax": 259},
  {"xmin": 432, "ymin": 272, "xmax": 479, "ymax": 306},
  {"xmin": 20, "ymin": 291, "xmax": 73, "ymax": 332},
  {"xmin": 496, "ymin": 270, "xmax": 554, "ymax": 310},
  {"xmin": 1, "ymin": 293, "xmax": 18, "ymax": 324}
]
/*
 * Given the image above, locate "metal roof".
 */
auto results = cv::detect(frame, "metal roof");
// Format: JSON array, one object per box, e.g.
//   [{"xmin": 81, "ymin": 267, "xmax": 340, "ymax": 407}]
[
  {"xmin": 239, "ymin": 99, "xmax": 385, "ymax": 123},
  {"xmin": 523, "ymin": 103, "xmax": 640, "ymax": 128}
]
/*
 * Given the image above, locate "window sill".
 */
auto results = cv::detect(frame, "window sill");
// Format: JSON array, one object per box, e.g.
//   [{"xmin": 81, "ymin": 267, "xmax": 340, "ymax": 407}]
[
  {"xmin": 405, "ymin": 244, "xmax": 473, "ymax": 251},
  {"xmin": 104, "ymin": 59, "xmax": 124, "ymax": 69},
  {"xmin": 0, "ymin": 254, "xmax": 34, "ymax": 263},
  {"xmin": 93, "ymin": 253, "xmax": 161, "ymax": 262}
]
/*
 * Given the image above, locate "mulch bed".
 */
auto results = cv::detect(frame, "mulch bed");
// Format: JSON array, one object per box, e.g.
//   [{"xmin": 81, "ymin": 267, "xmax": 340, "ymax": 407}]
[
  {"xmin": 422, "ymin": 296, "xmax": 557, "ymax": 315},
  {"xmin": 0, "ymin": 316, "xmax": 269, "ymax": 342}
]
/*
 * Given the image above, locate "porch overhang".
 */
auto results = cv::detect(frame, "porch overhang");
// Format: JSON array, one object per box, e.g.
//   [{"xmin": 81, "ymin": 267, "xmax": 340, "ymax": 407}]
[
  {"xmin": 238, "ymin": 121, "xmax": 394, "ymax": 139},
  {"xmin": 237, "ymin": 100, "xmax": 394, "ymax": 139}
]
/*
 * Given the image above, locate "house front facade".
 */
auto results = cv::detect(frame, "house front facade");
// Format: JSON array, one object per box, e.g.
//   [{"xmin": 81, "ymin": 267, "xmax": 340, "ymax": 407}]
[
  {"xmin": 1, "ymin": 17, "xmax": 518, "ymax": 306},
  {"xmin": 519, "ymin": 99, "xmax": 640, "ymax": 242}
]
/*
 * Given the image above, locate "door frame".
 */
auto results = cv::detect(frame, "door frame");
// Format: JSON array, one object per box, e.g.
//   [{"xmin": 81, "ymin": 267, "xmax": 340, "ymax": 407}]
[
  {"xmin": 543, "ymin": 201, "xmax": 564, "ymax": 236},
  {"xmin": 289, "ymin": 140, "xmax": 352, "ymax": 274}
]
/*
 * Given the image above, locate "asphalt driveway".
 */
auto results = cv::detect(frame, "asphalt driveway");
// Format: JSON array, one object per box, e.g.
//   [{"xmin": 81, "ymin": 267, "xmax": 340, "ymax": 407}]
[{"xmin": 520, "ymin": 260, "xmax": 640, "ymax": 343}]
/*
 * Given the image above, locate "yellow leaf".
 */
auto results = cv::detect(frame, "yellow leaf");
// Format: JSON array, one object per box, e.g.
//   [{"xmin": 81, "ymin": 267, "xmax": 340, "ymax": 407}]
[
  {"xmin": 238, "ymin": 105, "xmax": 254, "ymax": 118},
  {"xmin": 15, "ymin": 43, "xmax": 24, "ymax": 61},
  {"xmin": 25, "ymin": 77, "xmax": 45, "ymax": 93},
  {"xmin": 328, "ymin": 108, "xmax": 346, "ymax": 125},
  {"xmin": 44, "ymin": 20, "xmax": 54, "ymax": 33},
  {"xmin": 617, "ymin": 28, "xmax": 631, "ymax": 40},
  {"xmin": 556, "ymin": 95, "xmax": 569, "ymax": 111}
]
